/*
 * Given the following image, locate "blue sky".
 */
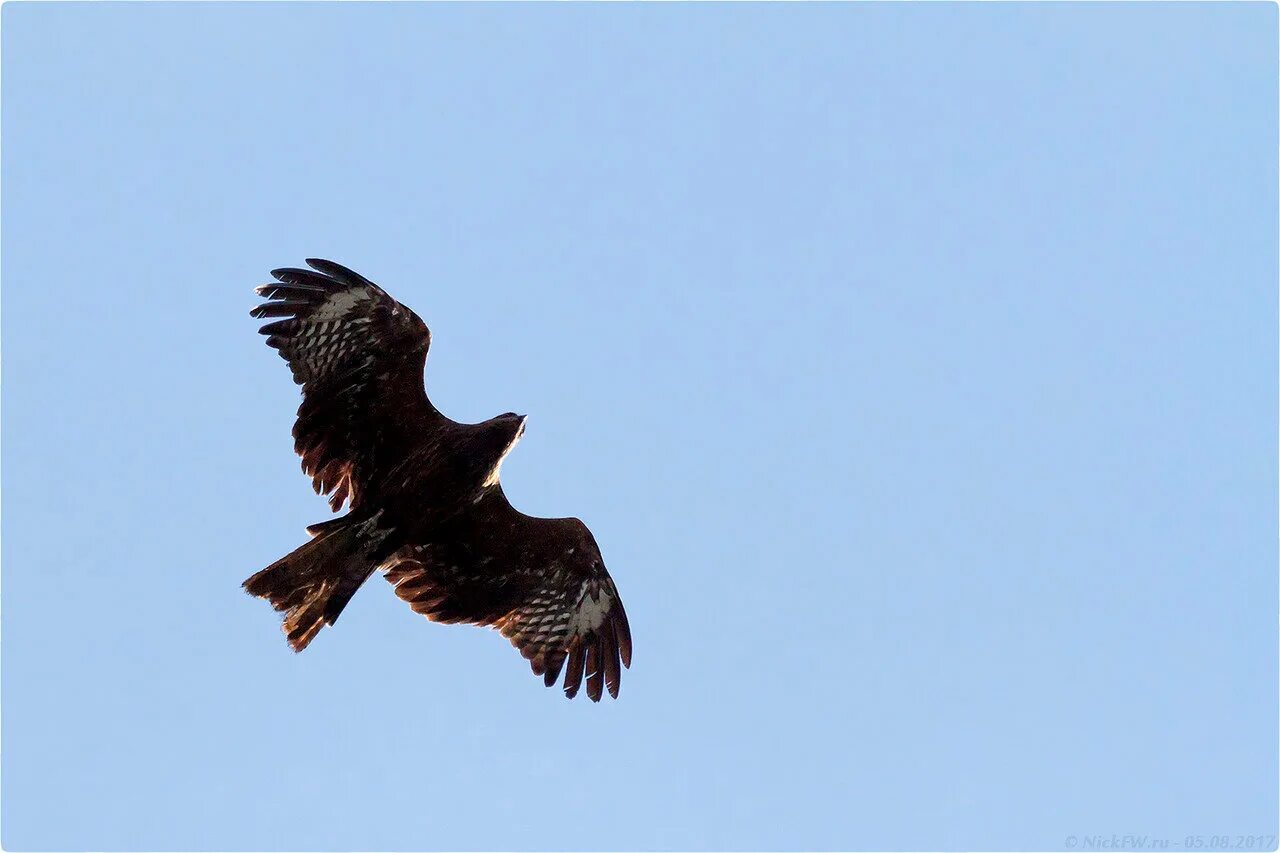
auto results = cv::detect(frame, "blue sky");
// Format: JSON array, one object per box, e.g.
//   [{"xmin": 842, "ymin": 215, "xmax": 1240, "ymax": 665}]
[{"xmin": 2, "ymin": 3, "xmax": 1276, "ymax": 851}]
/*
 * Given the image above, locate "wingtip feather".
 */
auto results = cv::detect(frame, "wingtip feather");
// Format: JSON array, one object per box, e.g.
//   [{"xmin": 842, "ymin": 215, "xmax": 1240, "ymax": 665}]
[
  {"xmin": 305, "ymin": 258, "xmax": 375, "ymax": 290},
  {"xmin": 585, "ymin": 637, "xmax": 604, "ymax": 702},
  {"xmin": 613, "ymin": 605, "xmax": 633, "ymax": 669},
  {"xmin": 563, "ymin": 641, "xmax": 586, "ymax": 699},
  {"xmin": 603, "ymin": 630, "xmax": 621, "ymax": 699}
]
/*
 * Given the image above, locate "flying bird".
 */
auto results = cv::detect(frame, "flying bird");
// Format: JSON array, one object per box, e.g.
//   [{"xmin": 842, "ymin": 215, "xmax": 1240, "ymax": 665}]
[{"xmin": 244, "ymin": 259, "xmax": 631, "ymax": 701}]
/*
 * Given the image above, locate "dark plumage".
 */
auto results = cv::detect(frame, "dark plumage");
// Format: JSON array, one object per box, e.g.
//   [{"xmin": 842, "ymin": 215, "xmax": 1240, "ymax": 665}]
[{"xmin": 243, "ymin": 259, "xmax": 631, "ymax": 700}]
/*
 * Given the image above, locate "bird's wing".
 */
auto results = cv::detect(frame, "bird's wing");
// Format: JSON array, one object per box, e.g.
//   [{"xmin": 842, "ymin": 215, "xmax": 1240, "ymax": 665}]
[
  {"xmin": 253, "ymin": 259, "xmax": 445, "ymax": 512},
  {"xmin": 383, "ymin": 487, "xmax": 632, "ymax": 701}
]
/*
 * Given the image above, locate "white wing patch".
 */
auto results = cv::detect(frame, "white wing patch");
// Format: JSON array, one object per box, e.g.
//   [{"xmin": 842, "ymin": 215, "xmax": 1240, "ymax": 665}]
[
  {"xmin": 568, "ymin": 577, "xmax": 614, "ymax": 637},
  {"xmin": 310, "ymin": 288, "xmax": 371, "ymax": 322}
]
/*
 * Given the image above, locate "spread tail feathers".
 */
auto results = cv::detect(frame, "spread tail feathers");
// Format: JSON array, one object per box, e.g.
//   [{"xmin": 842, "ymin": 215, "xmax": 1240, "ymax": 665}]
[{"xmin": 243, "ymin": 521, "xmax": 376, "ymax": 651}]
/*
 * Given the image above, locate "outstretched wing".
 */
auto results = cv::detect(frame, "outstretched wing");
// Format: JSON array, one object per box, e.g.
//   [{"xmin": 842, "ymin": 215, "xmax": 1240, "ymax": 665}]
[
  {"xmin": 383, "ymin": 488, "xmax": 632, "ymax": 701},
  {"xmin": 252, "ymin": 259, "xmax": 443, "ymax": 511}
]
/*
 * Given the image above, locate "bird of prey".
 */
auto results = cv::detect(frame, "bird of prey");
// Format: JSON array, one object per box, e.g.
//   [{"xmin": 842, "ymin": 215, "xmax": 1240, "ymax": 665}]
[{"xmin": 243, "ymin": 259, "xmax": 631, "ymax": 701}]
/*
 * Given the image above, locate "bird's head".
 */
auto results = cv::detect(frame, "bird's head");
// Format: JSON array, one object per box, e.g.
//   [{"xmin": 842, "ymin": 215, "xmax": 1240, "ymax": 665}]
[
  {"xmin": 490, "ymin": 412, "xmax": 527, "ymax": 451},
  {"xmin": 478, "ymin": 412, "xmax": 528, "ymax": 487},
  {"xmin": 498, "ymin": 411, "xmax": 527, "ymax": 438}
]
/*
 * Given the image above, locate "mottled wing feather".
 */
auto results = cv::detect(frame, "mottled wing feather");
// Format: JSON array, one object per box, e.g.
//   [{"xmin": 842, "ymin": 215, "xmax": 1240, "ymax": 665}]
[
  {"xmin": 497, "ymin": 568, "xmax": 630, "ymax": 700},
  {"xmin": 382, "ymin": 488, "xmax": 631, "ymax": 701},
  {"xmin": 252, "ymin": 259, "xmax": 441, "ymax": 511}
]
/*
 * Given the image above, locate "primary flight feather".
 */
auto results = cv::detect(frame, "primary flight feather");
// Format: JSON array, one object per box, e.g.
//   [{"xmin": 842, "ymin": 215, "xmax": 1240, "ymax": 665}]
[{"xmin": 243, "ymin": 259, "xmax": 631, "ymax": 701}]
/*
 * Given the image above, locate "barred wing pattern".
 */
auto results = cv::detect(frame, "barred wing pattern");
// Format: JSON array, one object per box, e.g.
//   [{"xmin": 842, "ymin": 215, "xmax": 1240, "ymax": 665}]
[
  {"xmin": 383, "ymin": 489, "xmax": 632, "ymax": 701},
  {"xmin": 500, "ymin": 568, "xmax": 631, "ymax": 701},
  {"xmin": 252, "ymin": 259, "xmax": 440, "ymax": 511}
]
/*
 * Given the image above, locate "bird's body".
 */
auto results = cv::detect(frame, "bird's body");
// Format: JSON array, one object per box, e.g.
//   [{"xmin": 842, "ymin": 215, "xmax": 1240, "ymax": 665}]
[{"xmin": 244, "ymin": 259, "xmax": 630, "ymax": 701}]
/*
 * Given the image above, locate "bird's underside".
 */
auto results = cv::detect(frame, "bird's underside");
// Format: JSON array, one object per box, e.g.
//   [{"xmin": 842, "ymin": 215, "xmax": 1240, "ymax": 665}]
[{"xmin": 243, "ymin": 259, "xmax": 631, "ymax": 701}]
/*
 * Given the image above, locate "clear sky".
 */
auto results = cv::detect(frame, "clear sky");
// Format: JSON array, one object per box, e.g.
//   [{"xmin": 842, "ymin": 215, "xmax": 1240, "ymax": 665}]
[{"xmin": 2, "ymin": 3, "xmax": 1276, "ymax": 851}]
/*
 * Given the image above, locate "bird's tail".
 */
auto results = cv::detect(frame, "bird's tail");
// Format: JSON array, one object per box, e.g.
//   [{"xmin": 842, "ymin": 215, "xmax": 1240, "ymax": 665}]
[{"xmin": 243, "ymin": 519, "xmax": 378, "ymax": 651}]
